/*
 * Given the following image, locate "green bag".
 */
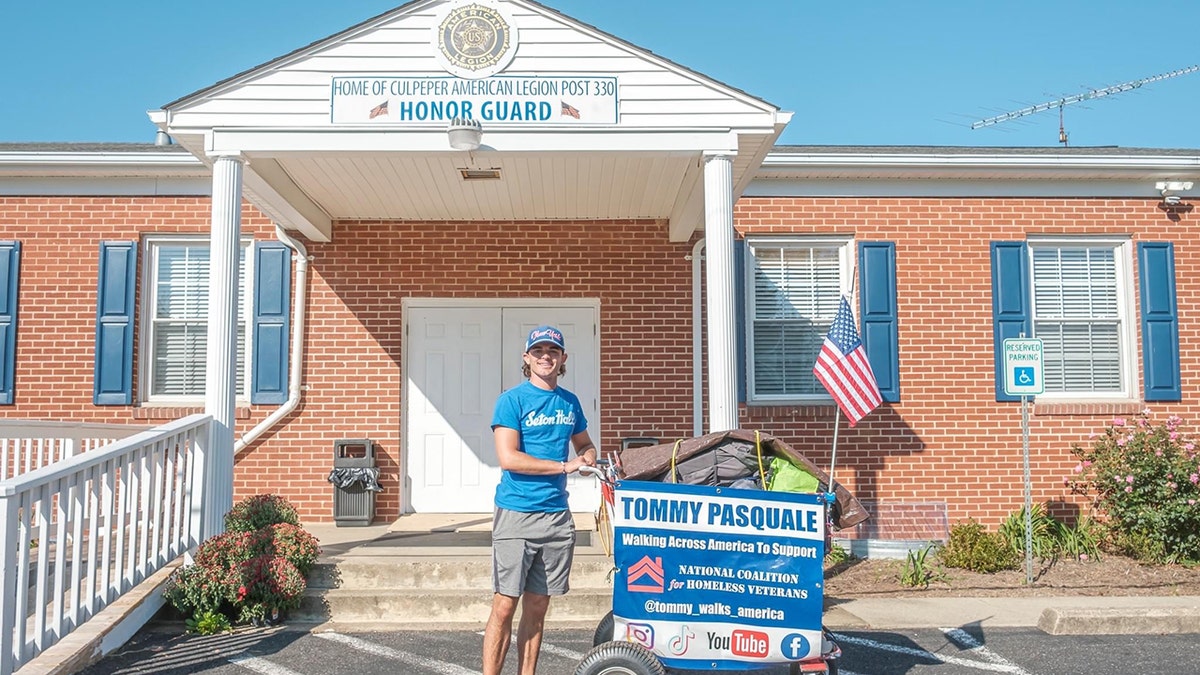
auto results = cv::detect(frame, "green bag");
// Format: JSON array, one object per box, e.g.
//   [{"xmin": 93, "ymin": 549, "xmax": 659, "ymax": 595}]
[{"xmin": 767, "ymin": 456, "xmax": 820, "ymax": 494}]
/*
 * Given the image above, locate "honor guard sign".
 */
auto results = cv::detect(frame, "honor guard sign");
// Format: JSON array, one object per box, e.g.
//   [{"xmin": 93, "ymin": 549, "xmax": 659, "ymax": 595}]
[{"xmin": 1003, "ymin": 338, "xmax": 1044, "ymax": 396}]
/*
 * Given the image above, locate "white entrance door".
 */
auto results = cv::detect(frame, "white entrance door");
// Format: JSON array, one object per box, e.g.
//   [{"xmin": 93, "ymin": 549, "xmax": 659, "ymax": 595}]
[
  {"xmin": 406, "ymin": 307, "xmax": 503, "ymax": 512},
  {"xmin": 405, "ymin": 303, "xmax": 599, "ymax": 513}
]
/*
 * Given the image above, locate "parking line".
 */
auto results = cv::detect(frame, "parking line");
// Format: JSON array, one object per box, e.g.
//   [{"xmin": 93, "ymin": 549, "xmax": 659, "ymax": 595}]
[
  {"xmin": 229, "ymin": 656, "xmax": 305, "ymax": 675},
  {"xmin": 473, "ymin": 629, "xmax": 586, "ymax": 662},
  {"xmin": 942, "ymin": 627, "xmax": 1032, "ymax": 675},
  {"xmin": 316, "ymin": 632, "xmax": 481, "ymax": 675},
  {"xmin": 831, "ymin": 632, "xmax": 1029, "ymax": 673}
]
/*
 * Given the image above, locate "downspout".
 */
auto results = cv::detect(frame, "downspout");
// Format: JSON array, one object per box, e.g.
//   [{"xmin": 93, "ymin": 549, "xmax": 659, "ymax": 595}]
[
  {"xmin": 235, "ymin": 224, "xmax": 308, "ymax": 454},
  {"xmin": 690, "ymin": 239, "xmax": 705, "ymax": 437}
]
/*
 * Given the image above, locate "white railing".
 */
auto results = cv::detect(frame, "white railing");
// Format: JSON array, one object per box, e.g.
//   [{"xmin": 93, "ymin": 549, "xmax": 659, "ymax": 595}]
[
  {"xmin": 0, "ymin": 414, "xmax": 211, "ymax": 675},
  {"xmin": 0, "ymin": 421, "xmax": 151, "ymax": 480}
]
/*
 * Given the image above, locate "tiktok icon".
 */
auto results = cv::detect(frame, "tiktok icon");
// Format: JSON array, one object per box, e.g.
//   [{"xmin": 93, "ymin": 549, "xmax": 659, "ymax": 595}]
[{"xmin": 668, "ymin": 625, "xmax": 696, "ymax": 655}]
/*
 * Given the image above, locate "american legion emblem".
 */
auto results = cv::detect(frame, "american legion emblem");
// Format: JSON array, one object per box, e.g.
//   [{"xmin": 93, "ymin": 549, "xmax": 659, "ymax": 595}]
[{"xmin": 435, "ymin": 2, "xmax": 517, "ymax": 79}]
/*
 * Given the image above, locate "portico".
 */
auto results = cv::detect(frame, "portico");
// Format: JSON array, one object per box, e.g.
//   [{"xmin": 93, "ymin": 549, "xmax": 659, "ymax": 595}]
[{"xmin": 149, "ymin": 0, "xmax": 790, "ymax": 516}]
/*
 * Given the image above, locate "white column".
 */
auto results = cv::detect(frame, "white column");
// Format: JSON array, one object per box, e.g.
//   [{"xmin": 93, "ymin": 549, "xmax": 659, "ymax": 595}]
[
  {"xmin": 203, "ymin": 153, "xmax": 244, "ymax": 538},
  {"xmin": 703, "ymin": 153, "xmax": 737, "ymax": 432}
]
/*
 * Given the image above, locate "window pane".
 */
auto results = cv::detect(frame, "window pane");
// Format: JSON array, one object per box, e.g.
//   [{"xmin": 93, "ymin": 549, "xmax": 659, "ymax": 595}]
[
  {"xmin": 1032, "ymin": 243, "xmax": 1123, "ymax": 394},
  {"xmin": 152, "ymin": 323, "xmax": 206, "ymax": 396},
  {"xmin": 155, "ymin": 246, "xmax": 209, "ymax": 319},
  {"xmin": 148, "ymin": 241, "xmax": 249, "ymax": 399},
  {"xmin": 748, "ymin": 243, "xmax": 843, "ymax": 399}
]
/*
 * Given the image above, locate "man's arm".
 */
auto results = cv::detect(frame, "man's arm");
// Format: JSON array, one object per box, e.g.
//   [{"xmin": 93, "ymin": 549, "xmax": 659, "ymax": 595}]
[
  {"xmin": 570, "ymin": 431, "xmax": 598, "ymax": 471},
  {"xmin": 493, "ymin": 425, "xmax": 574, "ymax": 475}
]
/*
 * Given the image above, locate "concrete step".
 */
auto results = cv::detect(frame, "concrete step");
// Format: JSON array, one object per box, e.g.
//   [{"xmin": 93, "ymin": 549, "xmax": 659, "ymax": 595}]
[
  {"xmin": 308, "ymin": 553, "xmax": 617, "ymax": 590},
  {"xmin": 295, "ymin": 586, "xmax": 613, "ymax": 627}
]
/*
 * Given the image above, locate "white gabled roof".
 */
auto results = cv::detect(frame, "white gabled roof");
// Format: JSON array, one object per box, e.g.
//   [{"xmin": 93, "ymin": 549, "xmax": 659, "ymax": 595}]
[{"xmin": 151, "ymin": 0, "xmax": 789, "ymax": 242}]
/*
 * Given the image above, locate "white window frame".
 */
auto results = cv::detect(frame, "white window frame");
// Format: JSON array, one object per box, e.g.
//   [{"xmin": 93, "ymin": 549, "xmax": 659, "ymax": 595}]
[
  {"xmin": 1026, "ymin": 235, "xmax": 1137, "ymax": 400},
  {"xmin": 744, "ymin": 236, "xmax": 855, "ymax": 404},
  {"xmin": 140, "ymin": 236, "xmax": 254, "ymax": 405}
]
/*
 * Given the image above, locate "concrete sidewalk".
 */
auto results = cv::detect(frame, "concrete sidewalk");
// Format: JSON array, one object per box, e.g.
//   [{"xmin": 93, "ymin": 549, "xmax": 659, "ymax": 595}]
[
  {"xmin": 308, "ymin": 519, "xmax": 1200, "ymax": 636},
  {"xmin": 824, "ymin": 595, "xmax": 1200, "ymax": 635}
]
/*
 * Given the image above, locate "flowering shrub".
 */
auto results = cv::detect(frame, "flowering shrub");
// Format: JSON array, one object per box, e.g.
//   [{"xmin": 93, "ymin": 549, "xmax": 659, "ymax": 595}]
[
  {"xmin": 224, "ymin": 493, "xmax": 300, "ymax": 533},
  {"xmin": 235, "ymin": 555, "xmax": 308, "ymax": 625},
  {"xmin": 163, "ymin": 494, "xmax": 320, "ymax": 629},
  {"xmin": 249, "ymin": 523, "xmax": 321, "ymax": 575},
  {"xmin": 1068, "ymin": 412, "xmax": 1200, "ymax": 564}
]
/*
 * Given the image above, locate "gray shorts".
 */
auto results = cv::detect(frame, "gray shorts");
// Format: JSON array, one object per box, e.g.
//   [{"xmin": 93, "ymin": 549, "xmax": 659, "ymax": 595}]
[{"xmin": 491, "ymin": 508, "xmax": 576, "ymax": 597}]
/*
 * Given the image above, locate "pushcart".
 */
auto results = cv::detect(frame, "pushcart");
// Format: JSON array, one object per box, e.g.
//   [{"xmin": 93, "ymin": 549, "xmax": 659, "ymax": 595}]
[{"xmin": 576, "ymin": 464, "xmax": 841, "ymax": 675}]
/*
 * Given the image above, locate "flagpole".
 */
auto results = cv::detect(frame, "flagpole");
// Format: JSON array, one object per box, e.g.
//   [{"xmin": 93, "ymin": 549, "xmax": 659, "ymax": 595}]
[{"xmin": 829, "ymin": 407, "xmax": 841, "ymax": 489}]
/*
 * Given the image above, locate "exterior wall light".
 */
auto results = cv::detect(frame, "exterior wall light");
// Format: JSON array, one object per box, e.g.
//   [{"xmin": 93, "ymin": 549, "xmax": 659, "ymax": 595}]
[{"xmin": 447, "ymin": 117, "xmax": 482, "ymax": 151}]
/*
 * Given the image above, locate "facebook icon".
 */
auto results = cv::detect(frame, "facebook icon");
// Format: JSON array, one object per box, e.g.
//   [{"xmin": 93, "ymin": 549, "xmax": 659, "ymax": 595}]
[{"xmin": 781, "ymin": 632, "xmax": 811, "ymax": 660}]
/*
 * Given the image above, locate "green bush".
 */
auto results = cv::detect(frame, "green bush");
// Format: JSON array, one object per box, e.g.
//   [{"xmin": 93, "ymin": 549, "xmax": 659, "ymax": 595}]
[
  {"xmin": 1054, "ymin": 516, "xmax": 1102, "ymax": 561},
  {"xmin": 825, "ymin": 542, "xmax": 851, "ymax": 566},
  {"xmin": 224, "ymin": 494, "xmax": 300, "ymax": 533},
  {"xmin": 900, "ymin": 543, "xmax": 945, "ymax": 588},
  {"xmin": 938, "ymin": 519, "xmax": 1019, "ymax": 573},
  {"xmin": 1068, "ymin": 412, "xmax": 1200, "ymax": 565},
  {"xmin": 186, "ymin": 610, "xmax": 232, "ymax": 635},
  {"xmin": 999, "ymin": 504, "xmax": 1103, "ymax": 562},
  {"xmin": 164, "ymin": 494, "xmax": 319, "ymax": 629}
]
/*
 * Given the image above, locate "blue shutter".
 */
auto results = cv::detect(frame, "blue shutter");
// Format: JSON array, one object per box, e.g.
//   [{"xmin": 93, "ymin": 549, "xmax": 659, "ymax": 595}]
[
  {"xmin": 1138, "ymin": 242, "xmax": 1180, "ymax": 402},
  {"xmin": 859, "ymin": 242, "xmax": 899, "ymax": 402},
  {"xmin": 0, "ymin": 242, "xmax": 20, "ymax": 405},
  {"xmin": 734, "ymin": 239, "xmax": 746, "ymax": 403},
  {"xmin": 990, "ymin": 242, "xmax": 1031, "ymax": 402},
  {"xmin": 251, "ymin": 242, "xmax": 292, "ymax": 404},
  {"xmin": 94, "ymin": 242, "xmax": 137, "ymax": 405}
]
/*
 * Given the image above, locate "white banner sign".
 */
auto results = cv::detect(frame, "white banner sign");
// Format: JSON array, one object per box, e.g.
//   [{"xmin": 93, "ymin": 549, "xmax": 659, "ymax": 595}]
[{"xmin": 330, "ymin": 75, "xmax": 618, "ymax": 125}]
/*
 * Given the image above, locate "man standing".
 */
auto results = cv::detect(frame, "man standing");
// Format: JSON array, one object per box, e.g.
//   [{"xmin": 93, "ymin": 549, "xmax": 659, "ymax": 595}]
[{"xmin": 482, "ymin": 325, "xmax": 598, "ymax": 675}]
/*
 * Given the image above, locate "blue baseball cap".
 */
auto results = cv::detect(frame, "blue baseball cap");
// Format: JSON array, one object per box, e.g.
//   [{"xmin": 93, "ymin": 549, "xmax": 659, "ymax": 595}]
[{"xmin": 525, "ymin": 325, "xmax": 565, "ymax": 352}]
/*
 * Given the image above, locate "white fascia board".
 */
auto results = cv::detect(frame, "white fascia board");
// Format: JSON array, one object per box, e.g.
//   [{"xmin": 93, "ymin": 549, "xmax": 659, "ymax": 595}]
[
  {"xmin": 760, "ymin": 151, "xmax": 1200, "ymax": 178},
  {"xmin": 208, "ymin": 127, "xmax": 747, "ymax": 155},
  {"xmin": 0, "ymin": 151, "xmax": 206, "ymax": 177},
  {"xmin": 744, "ymin": 178, "xmax": 1191, "ymax": 199},
  {"xmin": 0, "ymin": 176, "xmax": 211, "ymax": 196}
]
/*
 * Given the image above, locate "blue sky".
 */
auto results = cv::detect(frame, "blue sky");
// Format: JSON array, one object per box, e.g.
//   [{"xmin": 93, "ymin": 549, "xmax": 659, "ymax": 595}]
[{"xmin": 4, "ymin": 0, "xmax": 1198, "ymax": 148}]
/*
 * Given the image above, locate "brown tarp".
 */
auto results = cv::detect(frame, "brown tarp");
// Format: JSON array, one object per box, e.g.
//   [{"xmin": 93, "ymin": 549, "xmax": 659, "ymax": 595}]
[{"xmin": 617, "ymin": 428, "xmax": 870, "ymax": 530}]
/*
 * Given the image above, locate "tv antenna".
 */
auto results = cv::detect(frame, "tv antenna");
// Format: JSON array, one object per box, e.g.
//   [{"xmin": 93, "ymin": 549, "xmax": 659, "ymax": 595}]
[{"xmin": 971, "ymin": 65, "xmax": 1200, "ymax": 146}]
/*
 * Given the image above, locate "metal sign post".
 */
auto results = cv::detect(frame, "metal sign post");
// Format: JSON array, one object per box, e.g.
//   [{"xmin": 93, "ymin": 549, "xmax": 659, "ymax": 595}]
[{"xmin": 1004, "ymin": 337, "xmax": 1044, "ymax": 585}]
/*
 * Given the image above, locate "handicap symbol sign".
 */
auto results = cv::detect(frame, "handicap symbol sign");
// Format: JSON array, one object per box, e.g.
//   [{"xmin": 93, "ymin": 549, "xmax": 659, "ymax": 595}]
[{"xmin": 1003, "ymin": 338, "xmax": 1044, "ymax": 395}]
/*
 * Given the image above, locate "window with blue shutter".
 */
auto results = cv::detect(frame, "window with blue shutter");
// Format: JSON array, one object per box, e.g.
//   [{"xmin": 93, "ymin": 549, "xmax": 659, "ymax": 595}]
[
  {"xmin": 251, "ymin": 242, "xmax": 292, "ymax": 404},
  {"xmin": 1137, "ymin": 242, "xmax": 1180, "ymax": 401},
  {"xmin": 859, "ymin": 242, "xmax": 899, "ymax": 402},
  {"xmin": 0, "ymin": 242, "xmax": 20, "ymax": 405},
  {"xmin": 94, "ymin": 242, "xmax": 137, "ymax": 405},
  {"xmin": 990, "ymin": 242, "xmax": 1030, "ymax": 402}
]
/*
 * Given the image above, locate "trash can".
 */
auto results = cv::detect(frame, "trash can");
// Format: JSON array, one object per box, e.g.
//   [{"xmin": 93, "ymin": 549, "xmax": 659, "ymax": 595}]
[{"xmin": 328, "ymin": 439, "xmax": 381, "ymax": 527}]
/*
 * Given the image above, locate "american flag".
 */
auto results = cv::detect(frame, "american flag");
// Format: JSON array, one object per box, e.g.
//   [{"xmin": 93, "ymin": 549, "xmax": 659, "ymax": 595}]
[
  {"xmin": 369, "ymin": 101, "xmax": 389, "ymax": 119},
  {"xmin": 561, "ymin": 101, "xmax": 581, "ymax": 119},
  {"xmin": 813, "ymin": 296, "xmax": 882, "ymax": 426}
]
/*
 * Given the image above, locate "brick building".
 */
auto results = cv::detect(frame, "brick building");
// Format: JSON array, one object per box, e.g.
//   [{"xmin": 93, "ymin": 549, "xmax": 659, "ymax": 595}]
[{"xmin": 2, "ymin": 1, "xmax": 1196, "ymax": 536}]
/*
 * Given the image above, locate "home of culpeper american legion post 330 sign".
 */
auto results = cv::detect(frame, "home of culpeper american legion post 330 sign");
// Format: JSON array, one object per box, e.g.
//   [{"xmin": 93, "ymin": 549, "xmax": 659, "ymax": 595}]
[{"xmin": 330, "ymin": 1, "xmax": 619, "ymax": 125}]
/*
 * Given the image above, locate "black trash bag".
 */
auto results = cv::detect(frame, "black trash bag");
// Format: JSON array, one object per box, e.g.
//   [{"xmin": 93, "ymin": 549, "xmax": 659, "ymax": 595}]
[{"xmin": 327, "ymin": 467, "xmax": 383, "ymax": 492}]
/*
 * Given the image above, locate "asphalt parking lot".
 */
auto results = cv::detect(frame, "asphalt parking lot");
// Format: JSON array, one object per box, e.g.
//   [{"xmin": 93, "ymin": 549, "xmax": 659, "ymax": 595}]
[{"xmin": 76, "ymin": 624, "xmax": 1200, "ymax": 675}]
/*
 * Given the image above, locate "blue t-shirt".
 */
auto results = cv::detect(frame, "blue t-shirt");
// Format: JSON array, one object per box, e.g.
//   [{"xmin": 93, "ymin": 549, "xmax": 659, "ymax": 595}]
[{"xmin": 491, "ymin": 381, "xmax": 588, "ymax": 512}]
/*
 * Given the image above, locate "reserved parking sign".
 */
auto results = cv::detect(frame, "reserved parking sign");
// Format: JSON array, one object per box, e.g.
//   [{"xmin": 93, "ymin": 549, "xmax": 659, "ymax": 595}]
[{"xmin": 1003, "ymin": 338, "xmax": 1044, "ymax": 396}]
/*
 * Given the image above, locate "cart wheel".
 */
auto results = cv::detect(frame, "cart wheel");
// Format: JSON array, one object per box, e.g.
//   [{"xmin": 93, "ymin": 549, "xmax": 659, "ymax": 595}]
[
  {"xmin": 575, "ymin": 641, "xmax": 665, "ymax": 675},
  {"xmin": 592, "ymin": 610, "xmax": 615, "ymax": 647}
]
